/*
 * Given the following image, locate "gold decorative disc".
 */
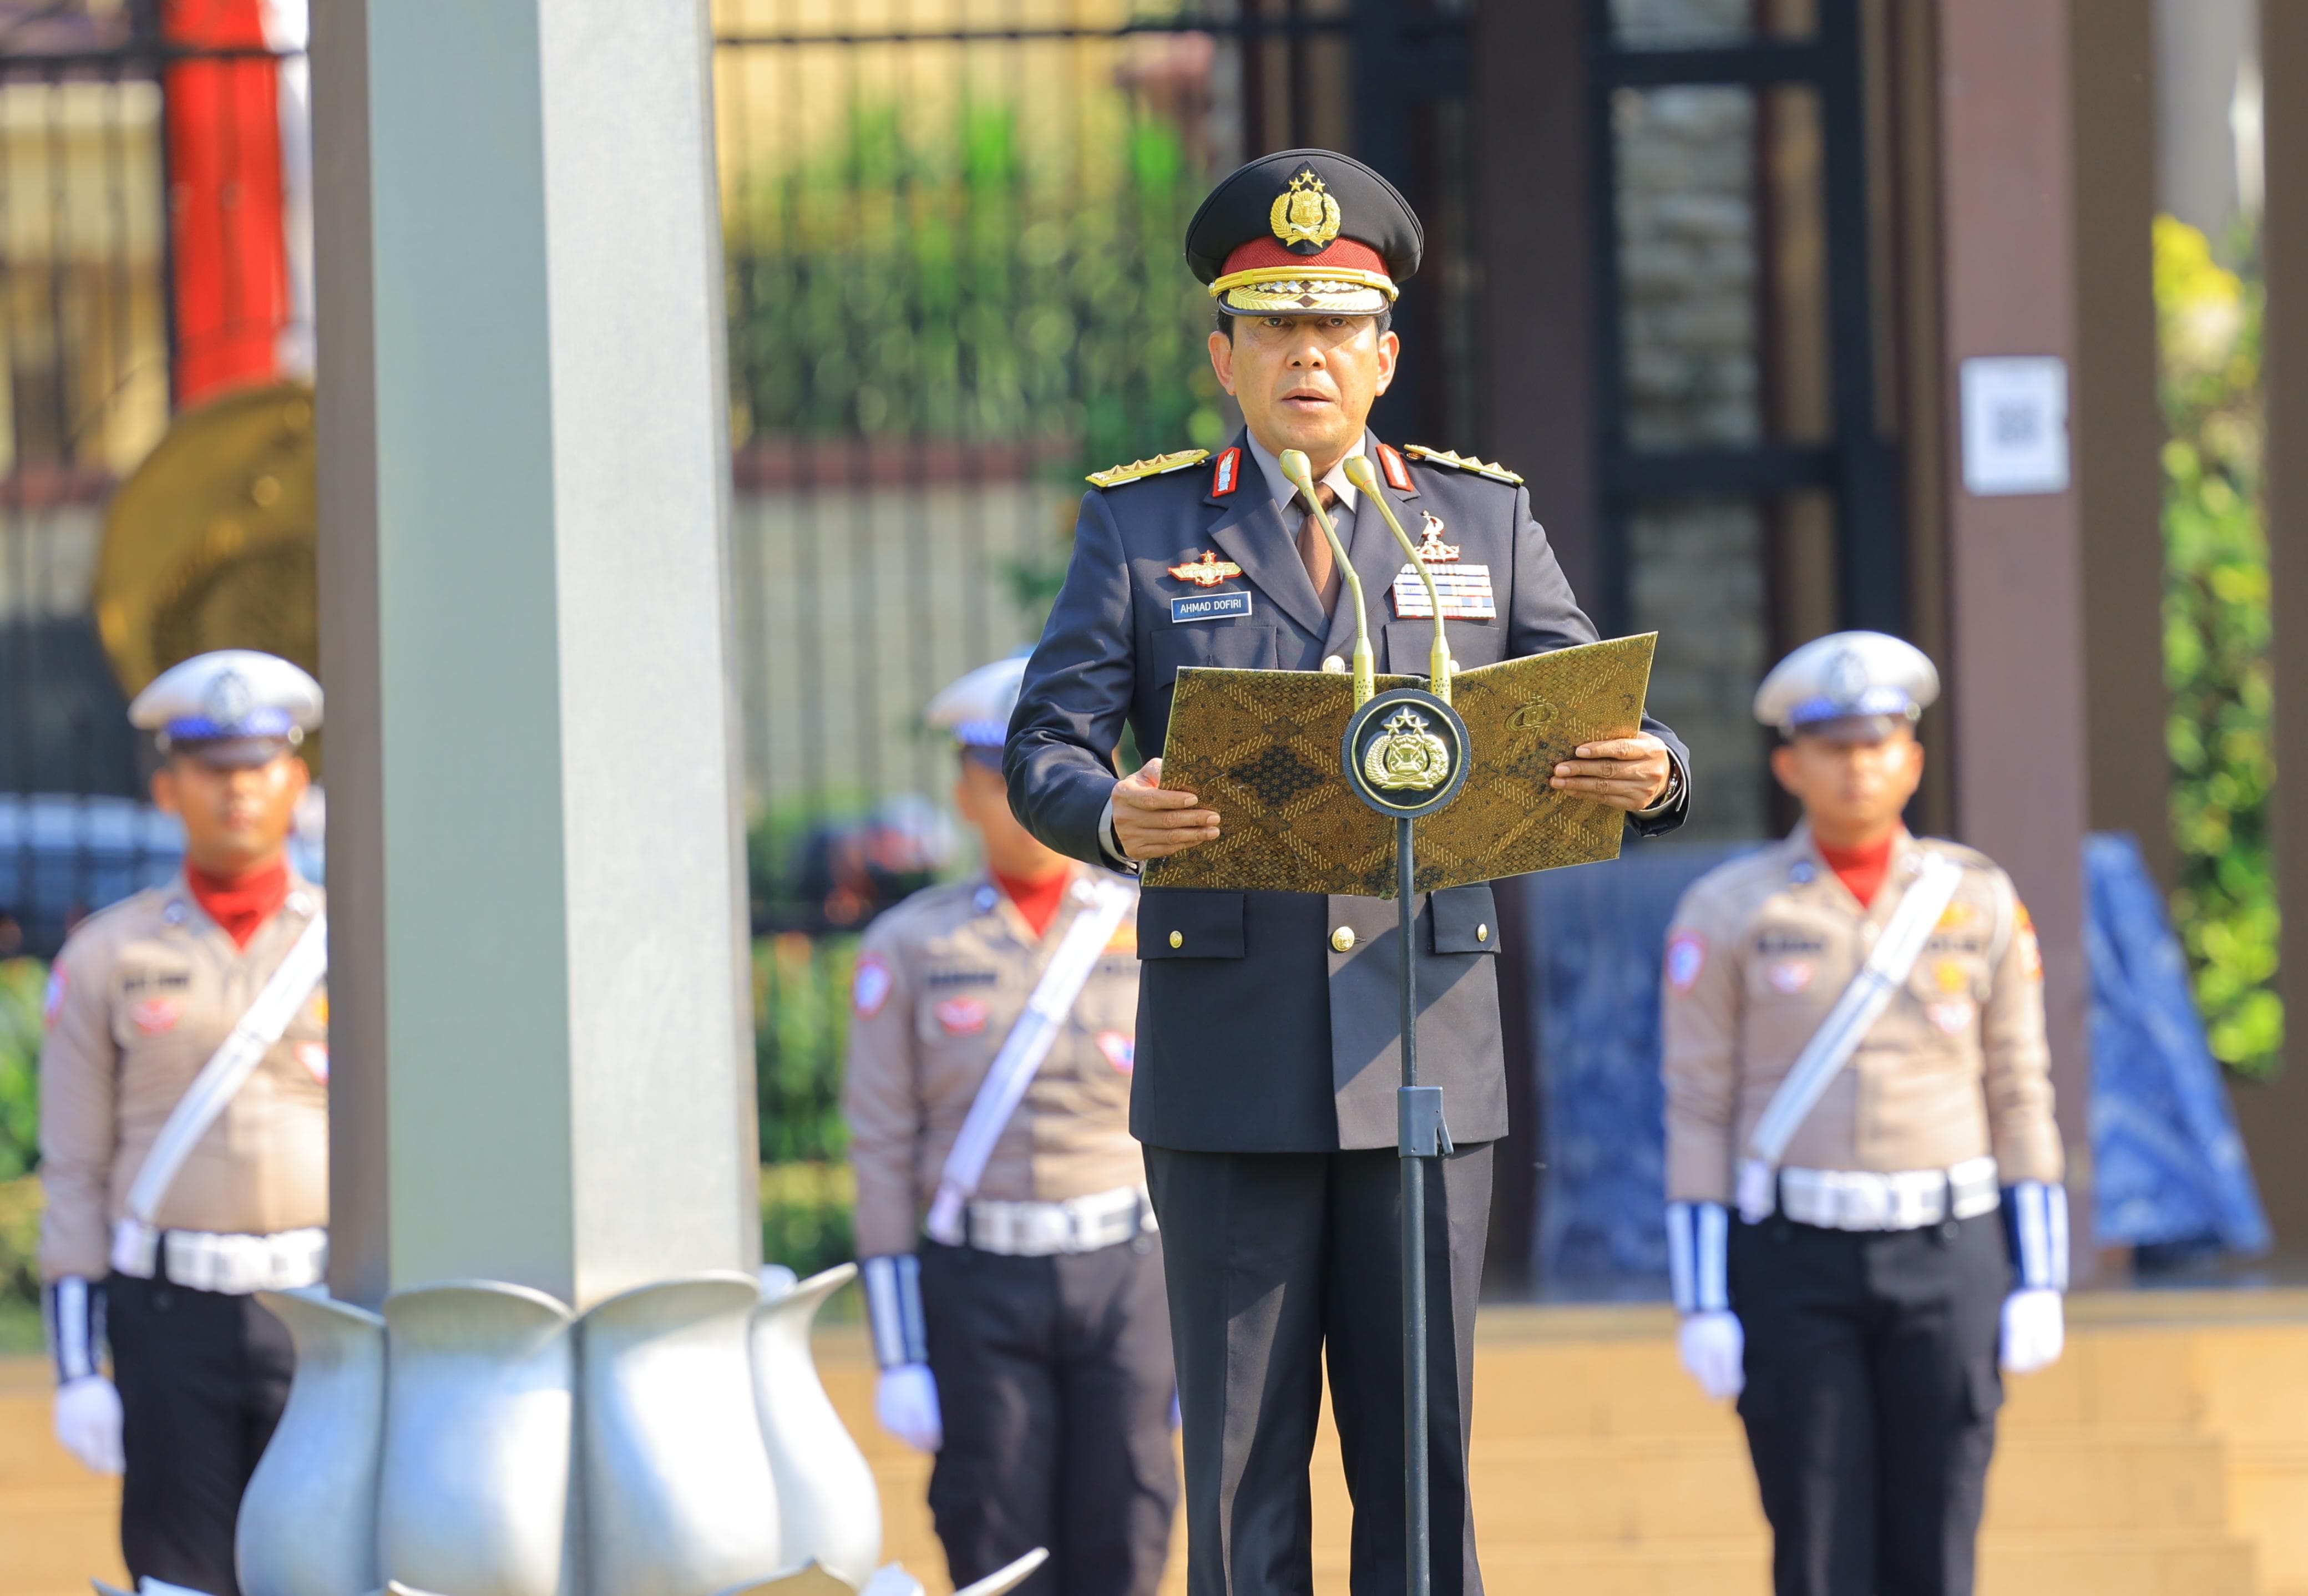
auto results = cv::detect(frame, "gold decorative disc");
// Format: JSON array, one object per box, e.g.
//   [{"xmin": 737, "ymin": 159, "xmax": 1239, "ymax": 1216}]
[{"xmin": 95, "ymin": 380, "xmax": 320, "ymax": 768}]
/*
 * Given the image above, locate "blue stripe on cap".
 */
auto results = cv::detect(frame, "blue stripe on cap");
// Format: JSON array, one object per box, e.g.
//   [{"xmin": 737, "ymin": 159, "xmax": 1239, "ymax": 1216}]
[
  {"xmin": 1786, "ymin": 685, "xmax": 1916, "ymax": 727},
  {"xmin": 952, "ymin": 718, "xmax": 1008, "ymax": 748},
  {"xmin": 165, "ymin": 706, "xmax": 297, "ymax": 742}
]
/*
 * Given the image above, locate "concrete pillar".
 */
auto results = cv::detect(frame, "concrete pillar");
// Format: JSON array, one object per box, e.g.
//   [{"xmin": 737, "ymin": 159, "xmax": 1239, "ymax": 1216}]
[
  {"xmin": 2072, "ymin": 0, "xmax": 2174, "ymax": 891},
  {"xmin": 1471, "ymin": 0, "xmax": 1600, "ymax": 1293},
  {"xmin": 2240, "ymin": 0, "xmax": 2308, "ymax": 1252},
  {"xmin": 1934, "ymin": 0, "xmax": 2096, "ymax": 1257},
  {"xmin": 312, "ymin": 0, "xmax": 759, "ymax": 1311}
]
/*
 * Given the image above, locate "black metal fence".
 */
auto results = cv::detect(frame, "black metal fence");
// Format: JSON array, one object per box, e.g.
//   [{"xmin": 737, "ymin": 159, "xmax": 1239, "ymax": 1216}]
[
  {"xmin": 715, "ymin": 1, "xmax": 1472, "ymax": 1208},
  {"xmin": 0, "ymin": 1, "xmax": 1471, "ymax": 1233}
]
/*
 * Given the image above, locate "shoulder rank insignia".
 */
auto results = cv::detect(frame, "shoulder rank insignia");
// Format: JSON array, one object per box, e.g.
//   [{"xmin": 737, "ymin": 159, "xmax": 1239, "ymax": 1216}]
[
  {"xmin": 1087, "ymin": 449, "xmax": 1210, "ymax": 490},
  {"xmin": 1168, "ymin": 549, "xmax": 1244, "ymax": 588},
  {"xmin": 1401, "ymin": 444, "xmax": 1525, "ymax": 487}
]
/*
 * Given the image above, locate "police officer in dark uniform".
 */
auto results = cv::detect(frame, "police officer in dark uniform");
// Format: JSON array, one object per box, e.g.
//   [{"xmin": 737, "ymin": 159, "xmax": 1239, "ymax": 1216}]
[{"xmin": 1005, "ymin": 149, "xmax": 1692, "ymax": 1596}]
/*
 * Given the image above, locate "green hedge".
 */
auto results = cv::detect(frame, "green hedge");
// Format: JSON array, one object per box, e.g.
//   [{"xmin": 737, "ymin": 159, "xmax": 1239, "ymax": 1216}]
[{"xmin": 2157, "ymin": 216, "xmax": 2281, "ymax": 1078}]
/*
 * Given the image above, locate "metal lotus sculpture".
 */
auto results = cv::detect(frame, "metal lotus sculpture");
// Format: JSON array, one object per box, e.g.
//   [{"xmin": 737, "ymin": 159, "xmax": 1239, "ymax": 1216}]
[{"xmin": 212, "ymin": 1264, "xmax": 1044, "ymax": 1596}]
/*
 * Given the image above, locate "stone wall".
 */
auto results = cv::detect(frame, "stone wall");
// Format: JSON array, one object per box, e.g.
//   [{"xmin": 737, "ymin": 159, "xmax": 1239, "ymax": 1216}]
[{"xmin": 1610, "ymin": 60, "xmax": 1772, "ymax": 839}]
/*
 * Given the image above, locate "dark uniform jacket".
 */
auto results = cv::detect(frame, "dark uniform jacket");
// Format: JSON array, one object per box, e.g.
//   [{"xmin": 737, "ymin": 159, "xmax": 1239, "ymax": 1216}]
[{"xmin": 1006, "ymin": 429, "xmax": 1690, "ymax": 1154}]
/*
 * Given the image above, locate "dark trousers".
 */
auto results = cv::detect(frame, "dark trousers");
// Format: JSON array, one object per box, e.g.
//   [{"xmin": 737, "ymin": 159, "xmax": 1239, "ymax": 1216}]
[
  {"xmin": 921, "ymin": 1233, "xmax": 1179, "ymax": 1596},
  {"xmin": 107, "ymin": 1272, "xmax": 296, "ymax": 1596},
  {"xmin": 1143, "ymin": 1144, "xmax": 1492, "ymax": 1596},
  {"xmin": 1730, "ymin": 1213, "xmax": 2009, "ymax": 1596}
]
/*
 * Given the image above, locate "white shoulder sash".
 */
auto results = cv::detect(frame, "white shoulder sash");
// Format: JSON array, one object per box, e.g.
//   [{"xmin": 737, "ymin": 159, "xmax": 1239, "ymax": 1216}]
[
  {"xmin": 924, "ymin": 879, "xmax": 1133, "ymax": 1245},
  {"xmin": 118, "ymin": 911, "xmax": 328, "ymax": 1254},
  {"xmin": 1737, "ymin": 855, "xmax": 1962, "ymax": 1220}
]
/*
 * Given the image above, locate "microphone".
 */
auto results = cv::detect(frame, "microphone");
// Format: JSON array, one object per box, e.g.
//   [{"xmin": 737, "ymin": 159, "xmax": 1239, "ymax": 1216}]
[{"xmin": 1342, "ymin": 454, "xmax": 1452, "ymax": 703}]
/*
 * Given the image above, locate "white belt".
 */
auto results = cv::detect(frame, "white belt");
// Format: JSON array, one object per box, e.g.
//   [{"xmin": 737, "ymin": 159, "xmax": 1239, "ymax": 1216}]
[
  {"xmin": 112, "ymin": 1218, "xmax": 328, "ymax": 1294},
  {"xmin": 963, "ymin": 1186, "xmax": 1156, "ymax": 1257},
  {"xmin": 1775, "ymin": 1156, "xmax": 2001, "ymax": 1233}
]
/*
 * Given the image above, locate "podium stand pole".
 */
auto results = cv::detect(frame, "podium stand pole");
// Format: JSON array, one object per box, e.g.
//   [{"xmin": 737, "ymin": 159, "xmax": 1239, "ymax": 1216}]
[{"xmin": 1397, "ymin": 814, "xmax": 1437, "ymax": 1596}]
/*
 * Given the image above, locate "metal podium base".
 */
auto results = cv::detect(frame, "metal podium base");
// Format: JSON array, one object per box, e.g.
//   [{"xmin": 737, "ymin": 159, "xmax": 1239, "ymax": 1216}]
[{"xmin": 212, "ymin": 1264, "xmax": 1047, "ymax": 1596}]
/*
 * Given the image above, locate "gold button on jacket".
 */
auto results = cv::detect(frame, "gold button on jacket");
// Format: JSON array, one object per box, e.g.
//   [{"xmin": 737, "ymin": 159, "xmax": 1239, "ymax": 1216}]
[
  {"xmin": 1330, "ymin": 926, "xmax": 1356, "ymax": 952},
  {"xmin": 1170, "ymin": 930, "xmax": 1184, "ymax": 949}
]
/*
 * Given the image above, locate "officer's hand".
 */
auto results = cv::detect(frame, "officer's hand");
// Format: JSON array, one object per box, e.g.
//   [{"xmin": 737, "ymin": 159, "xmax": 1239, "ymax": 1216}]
[
  {"xmin": 53, "ymin": 1375, "xmax": 124, "ymax": 1475},
  {"xmin": 1677, "ymin": 1311, "xmax": 1744, "ymax": 1401},
  {"xmin": 2000, "ymin": 1288, "xmax": 2064, "ymax": 1375},
  {"xmin": 1551, "ymin": 734, "xmax": 1674, "ymax": 812},
  {"xmin": 875, "ymin": 1363, "xmax": 944, "ymax": 1453},
  {"xmin": 1112, "ymin": 759, "xmax": 1221, "ymax": 860}
]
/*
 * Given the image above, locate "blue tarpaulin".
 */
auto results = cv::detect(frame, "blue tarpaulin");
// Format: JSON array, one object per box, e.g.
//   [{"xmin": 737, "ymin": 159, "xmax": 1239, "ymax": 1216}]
[
  {"xmin": 1529, "ymin": 833, "xmax": 2269, "ymax": 1290},
  {"xmin": 2083, "ymin": 832, "xmax": 2269, "ymax": 1254}
]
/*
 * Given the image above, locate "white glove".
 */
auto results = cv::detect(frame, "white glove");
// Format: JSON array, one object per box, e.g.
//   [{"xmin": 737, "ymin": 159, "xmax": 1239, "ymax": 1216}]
[
  {"xmin": 54, "ymin": 1375, "xmax": 124, "ymax": 1475},
  {"xmin": 875, "ymin": 1363, "xmax": 943, "ymax": 1452},
  {"xmin": 2000, "ymin": 1287, "xmax": 2064, "ymax": 1374},
  {"xmin": 1677, "ymin": 1310, "xmax": 1744, "ymax": 1400}
]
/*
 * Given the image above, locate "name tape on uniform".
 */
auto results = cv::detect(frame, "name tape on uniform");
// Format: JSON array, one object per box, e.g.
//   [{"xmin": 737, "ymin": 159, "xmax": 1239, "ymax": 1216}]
[
  {"xmin": 1172, "ymin": 591, "xmax": 1254, "ymax": 624},
  {"xmin": 1390, "ymin": 564, "xmax": 1496, "ymax": 620}
]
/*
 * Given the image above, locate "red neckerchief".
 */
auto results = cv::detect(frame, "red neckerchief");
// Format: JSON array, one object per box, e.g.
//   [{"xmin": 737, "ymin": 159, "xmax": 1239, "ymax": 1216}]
[
  {"xmin": 1816, "ymin": 831, "xmax": 1901, "ymax": 909},
  {"xmin": 992, "ymin": 867, "xmax": 1072, "ymax": 940},
  {"xmin": 185, "ymin": 859, "xmax": 290, "ymax": 951}
]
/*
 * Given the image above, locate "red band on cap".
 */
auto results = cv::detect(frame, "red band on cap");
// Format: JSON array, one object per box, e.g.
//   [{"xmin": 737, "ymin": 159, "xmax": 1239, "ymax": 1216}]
[{"xmin": 1218, "ymin": 235, "xmax": 1389, "ymax": 281}]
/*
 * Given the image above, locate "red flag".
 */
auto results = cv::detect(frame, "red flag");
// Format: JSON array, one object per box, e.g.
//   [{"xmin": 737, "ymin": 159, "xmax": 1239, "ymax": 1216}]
[{"xmin": 163, "ymin": 0, "xmax": 292, "ymax": 404}]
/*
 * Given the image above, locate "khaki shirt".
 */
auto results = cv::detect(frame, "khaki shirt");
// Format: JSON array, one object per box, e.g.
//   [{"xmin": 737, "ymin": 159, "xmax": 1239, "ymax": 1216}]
[
  {"xmin": 38, "ymin": 876, "xmax": 329, "ymax": 1281},
  {"xmin": 1662, "ymin": 829, "xmax": 2061, "ymax": 1205},
  {"xmin": 843, "ymin": 868, "xmax": 1143, "ymax": 1258}
]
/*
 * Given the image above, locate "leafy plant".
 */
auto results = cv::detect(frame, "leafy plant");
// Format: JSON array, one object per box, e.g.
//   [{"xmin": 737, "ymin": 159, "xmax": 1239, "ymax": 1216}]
[
  {"xmin": 761, "ymin": 1162, "xmax": 857, "ymax": 1288},
  {"xmin": 755, "ymin": 931, "xmax": 857, "ymax": 1168},
  {"xmin": 2156, "ymin": 215, "xmax": 2280, "ymax": 1076},
  {"xmin": 0, "ymin": 959, "xmax": 44, "ymax": 1182},
  {"xmin": 724, "ymin": 100, "xmax": 1228, "ymax": 475}
]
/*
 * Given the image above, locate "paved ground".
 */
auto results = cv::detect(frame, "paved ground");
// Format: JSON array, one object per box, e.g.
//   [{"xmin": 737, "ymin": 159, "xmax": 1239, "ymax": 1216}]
[{"xmin": 6, "ymin": 1291, "xmax": 2306, "ymax": 1596}]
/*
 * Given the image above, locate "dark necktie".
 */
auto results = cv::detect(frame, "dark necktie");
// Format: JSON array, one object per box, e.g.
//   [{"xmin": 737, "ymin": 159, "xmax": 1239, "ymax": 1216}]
[{"xmin": 1295, "ymin": 483, "xmax": 1343, "ymax": 614}]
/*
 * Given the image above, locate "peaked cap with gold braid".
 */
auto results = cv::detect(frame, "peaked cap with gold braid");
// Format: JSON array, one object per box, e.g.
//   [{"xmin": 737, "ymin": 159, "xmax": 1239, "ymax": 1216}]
[{"xmin": 1185, "ymin": 149, "xmax": 1424, "ymax": 316}]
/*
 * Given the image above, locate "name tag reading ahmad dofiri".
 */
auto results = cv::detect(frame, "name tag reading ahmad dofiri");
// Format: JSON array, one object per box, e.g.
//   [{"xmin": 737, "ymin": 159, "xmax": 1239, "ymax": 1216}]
[
  {"xmin": 1171, "ymin": 591, "xmax": 1253, "ymax": 624},
  {"xmin": 1391, "ymin": 563, "xmax": 1496, "ymax": 620}
]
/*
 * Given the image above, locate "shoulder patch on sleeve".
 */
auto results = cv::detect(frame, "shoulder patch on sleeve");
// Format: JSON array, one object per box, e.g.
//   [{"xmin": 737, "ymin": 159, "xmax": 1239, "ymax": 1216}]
[
  {"xmin": 1401, "ymin": 444, "xmax": 1524, "ymax": 487},
  {"xmin": 852, "ymin": 953, "xmax": 894, "ymax": 1019},
  {"xmin": 1666, "ymin": 930, "xmax": 1707, "ymax": 995},
  {"xmin": 2012, "ymin": 900, "xmax": 2043, "ymax": 981},
  {"xmin": 1086, "ymin": 449, "xmax": 1209, "ymax": 489},
  {"xmin": 43, "ymin": 966, "xmax": 67, "ymax": 1029}
]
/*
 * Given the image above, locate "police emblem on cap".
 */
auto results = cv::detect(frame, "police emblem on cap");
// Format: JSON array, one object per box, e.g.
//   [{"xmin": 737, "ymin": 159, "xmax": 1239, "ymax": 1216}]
[
  {"xmin": 1271, "ymin": 169, "xmax": 1342, "ymax": 250},
  {"xmin": 204, "ymin": 669, "xmax": 254, "ymax": 727},
  {"xmin": 1824, "ymin": 647, "xmax": 1870, "ymax": 704}
]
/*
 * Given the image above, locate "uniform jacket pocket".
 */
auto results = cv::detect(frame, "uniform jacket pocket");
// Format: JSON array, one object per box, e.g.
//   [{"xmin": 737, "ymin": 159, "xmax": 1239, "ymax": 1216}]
[
  {"xmin": 1429, "ymin": 884, "xmax": 1500, "ymax": 955},
  {"xmin": 1383, "ymin": 617, "xmax": 1505, "ymax": 676},
  {"xmin": 1138, "ymin": 889, "xmax": 1247, "ymax": 960},
  {"xmin": 1144, "ymin": 622, "xmax": 1279, "ymax": 688}
]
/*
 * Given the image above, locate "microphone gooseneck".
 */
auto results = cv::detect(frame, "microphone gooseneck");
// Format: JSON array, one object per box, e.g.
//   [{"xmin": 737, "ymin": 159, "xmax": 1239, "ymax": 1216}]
[{"xmin": 1342, "ymin": 453, "xmax": 1452, "ymax": 703}]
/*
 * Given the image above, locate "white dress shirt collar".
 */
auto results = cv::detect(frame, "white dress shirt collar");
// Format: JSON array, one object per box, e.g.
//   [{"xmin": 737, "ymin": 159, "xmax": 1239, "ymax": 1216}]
[{"xmin": 1242, "ymin": 429, "xmax": 1376, "ymax": 516}]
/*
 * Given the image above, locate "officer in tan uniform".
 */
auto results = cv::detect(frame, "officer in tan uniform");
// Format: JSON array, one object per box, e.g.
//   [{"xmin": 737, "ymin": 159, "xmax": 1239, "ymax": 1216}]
[
  {"xmin": 1662, "ymin": 631, "xmax": 2068, "ymax": 1596},
  {"xmin": 844, "ymin": 655, "xmax": 1176, "ymax": 1596},
  {"xmin": 39, "ymin": 650, "xmax": 327, "ymax": 1596}
]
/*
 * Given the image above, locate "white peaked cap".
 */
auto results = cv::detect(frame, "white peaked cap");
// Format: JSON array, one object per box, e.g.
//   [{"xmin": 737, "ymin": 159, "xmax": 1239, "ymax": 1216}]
[
  {"xmin": 129, "ymin": 650, "xmax": 324, "ymax": 739},
  {"xmin": 927, "ymin": 653, "xmax": 1030, "ymax": 749},
  {"xmin": 1753, "ymin": 631, "xmax": 1940, "ymax": 732}
]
